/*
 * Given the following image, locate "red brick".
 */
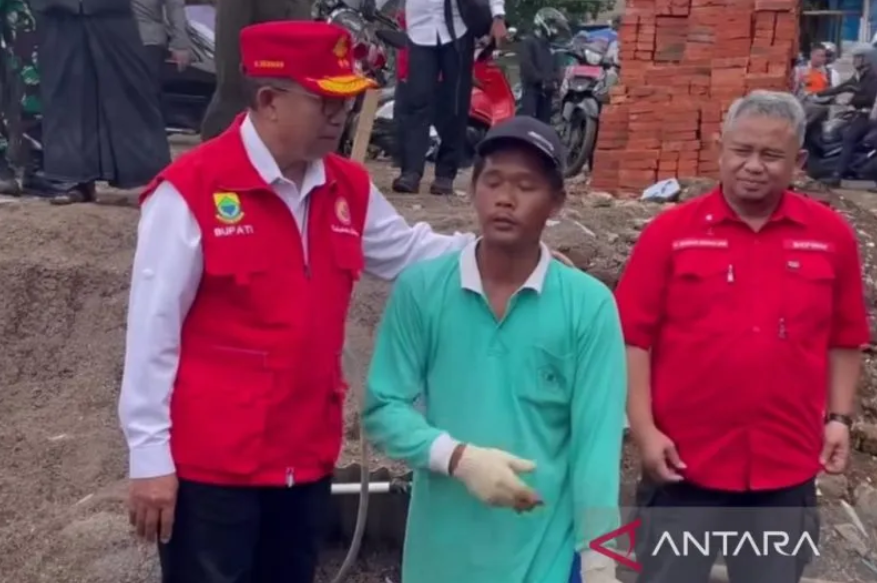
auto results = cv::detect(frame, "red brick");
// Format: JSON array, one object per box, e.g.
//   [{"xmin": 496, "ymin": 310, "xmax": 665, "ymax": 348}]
[{"xmin": 594, "ymin": 0, "xmax": 796, "ymax": 196}]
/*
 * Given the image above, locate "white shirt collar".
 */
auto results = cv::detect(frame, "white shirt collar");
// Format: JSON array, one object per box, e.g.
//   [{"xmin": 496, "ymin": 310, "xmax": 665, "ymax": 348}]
[
  {"xmin": 459, "ymin": 238, "xmax": 552, "ymax": 295},
  {"xmin": 240, "ymin": 113, "xmax": 326, "ymax": 195}
]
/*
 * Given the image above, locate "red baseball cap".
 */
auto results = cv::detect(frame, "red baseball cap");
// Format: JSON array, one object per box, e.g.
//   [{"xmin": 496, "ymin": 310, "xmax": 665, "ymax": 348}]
[{"xmin": 240, "ymin": 21, "xmax": 377, "ymax": 98}]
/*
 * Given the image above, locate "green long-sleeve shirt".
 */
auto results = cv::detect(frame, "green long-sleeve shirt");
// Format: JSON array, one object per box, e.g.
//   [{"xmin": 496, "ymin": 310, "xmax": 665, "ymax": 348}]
[{"xmin": 363, "ymin": 244, "xmax": 627, "ymax": 583}]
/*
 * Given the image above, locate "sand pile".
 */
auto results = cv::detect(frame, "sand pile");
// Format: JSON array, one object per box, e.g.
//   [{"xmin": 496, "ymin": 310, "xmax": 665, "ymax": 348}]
[
  {"xmin": 0, "ymin": 202, "xmax": 148, "ymax": 583},
  {"xmin": 5, "ymin": 179, "xmax": 875, "ymax": 582}
]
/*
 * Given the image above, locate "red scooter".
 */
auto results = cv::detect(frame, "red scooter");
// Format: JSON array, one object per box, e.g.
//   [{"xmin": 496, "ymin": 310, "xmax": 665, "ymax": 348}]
[{"xmin": 465, "ymin": 42, "xmax": 516, "ymax": 161}]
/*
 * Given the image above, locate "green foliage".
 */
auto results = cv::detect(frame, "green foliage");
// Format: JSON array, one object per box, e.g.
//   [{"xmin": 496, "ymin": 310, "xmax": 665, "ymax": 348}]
[{"xmin": 506, "ymin": 0, "xmax": 616, "ymax": 29}]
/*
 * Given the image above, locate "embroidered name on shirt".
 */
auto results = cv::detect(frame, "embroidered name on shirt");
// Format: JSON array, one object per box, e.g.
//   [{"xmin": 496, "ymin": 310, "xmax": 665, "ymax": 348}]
[
  {"xmin": 784, "ymin": 240, "xmax": 830, "ymax": 252},
  {"xmin": 332, "ymin": 225, "xmax": 360, "ymax": 236},
  {"xmin": 214, "ymin": 225, "xmax": 255, "ymax": 237},
  {"xmin": 672, "ymin": 238, "xmax": 729, "ymax": 250}
]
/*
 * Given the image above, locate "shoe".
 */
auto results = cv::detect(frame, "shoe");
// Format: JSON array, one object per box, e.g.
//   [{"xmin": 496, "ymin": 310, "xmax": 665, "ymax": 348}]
[
  {"xmin": 48, "ymin": 182, "xmax": 96, "ymax": 205},
  {"xmin": 821, "ymin": 174, "xmax": 841, "ymax": 187},
  {"xmin": 429, "ymin": 176, "xmax": 455, "ymax": 195},
  {"xmin": 21, "ymin": 171, "xmax": 78, "ymax": 199},
  {"xmin": 0, "ymin": 158, "xmax": 20, "ymax": 195},
  {"xmin": 392, "ymin": 173, "xmax": 421, "ymax": 194}
]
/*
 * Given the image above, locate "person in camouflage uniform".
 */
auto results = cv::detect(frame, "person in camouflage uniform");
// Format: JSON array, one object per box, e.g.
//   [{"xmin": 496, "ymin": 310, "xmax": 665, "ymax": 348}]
[{"xmin": 0, "ymin": 0, "xmax": 40, "ymax": 194}]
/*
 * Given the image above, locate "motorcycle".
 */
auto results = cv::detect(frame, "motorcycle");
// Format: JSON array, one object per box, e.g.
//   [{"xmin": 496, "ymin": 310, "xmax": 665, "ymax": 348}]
[
  {"xmin": 371, "ymin": 40, "xmax": 516, "ymax": 167},
  {"xmin": 160, "ymin": 4, "xmax": 217, "ymax": 134},
  {"xmin": 804, "ymin": 95, "xmax": 877, "ymax": 181},
  {"xmin": 322, "ymin": 6, "xmax": 399, "ymax": 156},
  {"xmin": 555, "ymin": 39, "xmax": 619, "ymax": 177}
]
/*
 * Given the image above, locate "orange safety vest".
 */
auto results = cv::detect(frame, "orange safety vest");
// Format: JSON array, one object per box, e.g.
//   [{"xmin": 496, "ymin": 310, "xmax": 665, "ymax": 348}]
[{"xmin": 801, "ymin": 67, "xmax": 830, "ymax": 93}]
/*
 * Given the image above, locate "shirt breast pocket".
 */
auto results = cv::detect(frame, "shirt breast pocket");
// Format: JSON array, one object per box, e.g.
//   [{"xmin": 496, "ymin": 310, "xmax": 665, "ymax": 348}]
[
  {"xmin": 783, "ymin": 254, "xmax": 835, "ymax": 326},
  {"xmin": 667, "ymin": 250, "xmax": 734, "ymax": 327},
  {"xmin": 331, "ymin": 231, "xmax": 365, "ymax": 281},
  {"xmin": 514, "ymin": 346, "xmax": 573, "ymax": 453},
  {"xmin": 517, "ymin": 346, "xmax": 572, "ymax": 410},
  {"xmin": 203, "ymin": 250, "xmax": 273, "ymax": 314}
]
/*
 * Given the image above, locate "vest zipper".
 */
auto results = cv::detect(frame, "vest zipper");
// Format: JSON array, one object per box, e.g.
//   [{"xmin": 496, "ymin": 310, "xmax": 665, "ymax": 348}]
[
  {"xmin": 286, "ymin": 468, "xmax": 295, "ymax": 487},
  {"xmin": 302, "ymin": 194, "xmax": 311, "ymax": 279}
]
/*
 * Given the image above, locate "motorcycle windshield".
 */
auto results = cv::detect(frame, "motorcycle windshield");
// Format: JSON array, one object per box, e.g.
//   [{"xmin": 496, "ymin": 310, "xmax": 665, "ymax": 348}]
[{"xmin": 185, "ymin": 5, "xmax": 216, "ymax": 44}]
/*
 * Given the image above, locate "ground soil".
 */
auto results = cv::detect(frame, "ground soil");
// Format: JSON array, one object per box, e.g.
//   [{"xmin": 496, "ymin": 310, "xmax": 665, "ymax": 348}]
[{"xmin": 1, "ymin": 162, "xmax": 877, "ymax": 583}]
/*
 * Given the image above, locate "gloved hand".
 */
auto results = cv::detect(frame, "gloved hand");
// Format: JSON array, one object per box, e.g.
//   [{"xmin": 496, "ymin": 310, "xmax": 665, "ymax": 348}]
[
  {"xmin": 580, "ymin": 551, "xmax": 623, "ymax": 583},
  {"xmin": 451, "ymin": 445, "xmax": 541, "ymax": 511}
]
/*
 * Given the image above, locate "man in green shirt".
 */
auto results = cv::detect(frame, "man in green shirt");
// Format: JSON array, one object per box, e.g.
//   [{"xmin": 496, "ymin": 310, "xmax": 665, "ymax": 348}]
[{"xmin": 363, "ymin": 116, "xmax": 627, "ymax": 583}]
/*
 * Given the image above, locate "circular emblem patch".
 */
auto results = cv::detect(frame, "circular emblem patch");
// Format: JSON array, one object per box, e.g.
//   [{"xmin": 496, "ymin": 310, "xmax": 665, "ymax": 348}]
[{"xmin": 335, "ymin": 197, "xmax": 351, "ymax": 225}]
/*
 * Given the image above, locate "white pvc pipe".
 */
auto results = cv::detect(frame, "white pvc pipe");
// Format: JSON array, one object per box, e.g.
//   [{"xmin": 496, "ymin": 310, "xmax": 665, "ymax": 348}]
[{"xmin": 331, "ymin": 481, "xmax": 393, "ymax": 495}]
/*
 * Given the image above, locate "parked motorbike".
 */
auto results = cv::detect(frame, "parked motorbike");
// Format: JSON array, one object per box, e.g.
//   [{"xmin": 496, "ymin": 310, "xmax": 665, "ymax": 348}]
[
  {"xmin": 323, "ymin": 7, "xmax": 399, "ymax": 156},
  {"xmin": 555, "ymin": 40, "xmax": 619, "ymax": 177},
  {"xmin": 161, "ymin": 4, "xmax": 217, "ymax": 134},
  {"xmin": 804, "ymin": 95, "xmax": 877, "ymax": 181}
]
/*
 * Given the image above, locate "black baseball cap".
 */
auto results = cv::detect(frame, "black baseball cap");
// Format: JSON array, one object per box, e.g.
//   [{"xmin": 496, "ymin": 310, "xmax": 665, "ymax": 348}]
[{"xmin": 475, "ymin": 115, "xmax": 567, "ymax": 176}]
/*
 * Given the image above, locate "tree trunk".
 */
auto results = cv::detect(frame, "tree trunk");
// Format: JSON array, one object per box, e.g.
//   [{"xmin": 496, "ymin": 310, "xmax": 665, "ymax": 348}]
[{"xmin": 200, "ymin": 0, "xmax": 312, "ymax": 140}]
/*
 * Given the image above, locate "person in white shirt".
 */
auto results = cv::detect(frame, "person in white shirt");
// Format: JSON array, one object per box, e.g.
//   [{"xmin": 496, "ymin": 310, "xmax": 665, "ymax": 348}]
[{"xmin": 388, "ymin": 0, "xmax": 507, "ymax": 195}]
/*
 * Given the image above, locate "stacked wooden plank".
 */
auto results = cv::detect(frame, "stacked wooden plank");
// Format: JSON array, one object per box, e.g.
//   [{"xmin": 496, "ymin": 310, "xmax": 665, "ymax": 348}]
[{"xmin": 591, "ymin": 0, "xmax": 799, "ymax": 196}]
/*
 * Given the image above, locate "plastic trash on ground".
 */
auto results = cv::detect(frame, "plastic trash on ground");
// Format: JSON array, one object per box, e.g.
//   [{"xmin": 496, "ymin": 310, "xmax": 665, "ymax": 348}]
[{"xmin": 641, "ymin": 178, "xmax": 681, "ymax": 202}]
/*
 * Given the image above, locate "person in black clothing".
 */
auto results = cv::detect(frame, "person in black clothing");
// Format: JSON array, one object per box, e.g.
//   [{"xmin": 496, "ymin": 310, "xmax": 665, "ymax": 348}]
[
  {"xmin": 518, "ymin": 7, "xmax": 568, "ymax": 124},
  {"xmin": 31, "ymin": 0, "xmax": 170, "ymax": 203},
  {"xmin": 817, "ymin": 47, "xmax": 877, "ymax": 186}
]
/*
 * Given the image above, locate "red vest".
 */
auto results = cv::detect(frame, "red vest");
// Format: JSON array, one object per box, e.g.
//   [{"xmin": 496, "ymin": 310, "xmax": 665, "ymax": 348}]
[{"xmin": 140, "ymin": 119, "xmax": 369, "ymax": 486}]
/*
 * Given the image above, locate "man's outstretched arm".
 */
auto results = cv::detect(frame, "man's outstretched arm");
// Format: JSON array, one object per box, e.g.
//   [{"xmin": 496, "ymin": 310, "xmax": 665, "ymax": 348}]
[
  {"xmin": 362, "ymin": 269, "xmax": 455, "ymax": 473},
  {"xmin": 361, "ymin": 183, "xmax": 475, "ymax": 281}
]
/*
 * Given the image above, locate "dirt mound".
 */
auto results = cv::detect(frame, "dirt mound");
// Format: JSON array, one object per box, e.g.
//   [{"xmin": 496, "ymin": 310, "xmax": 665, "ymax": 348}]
[
  {"xmin": 0, "ymin": 202, "xmax": 142, "ymax": 582},
  {"xmin": 3, "ymin": 170, "xmax": 877, "ymax": 582}
]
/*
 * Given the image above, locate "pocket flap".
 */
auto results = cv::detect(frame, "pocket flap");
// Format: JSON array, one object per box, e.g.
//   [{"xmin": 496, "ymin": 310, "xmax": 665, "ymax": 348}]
[
  {"xmin": 332, "ymin": 233, "xmax": 365, "ymax": 274},
  {"xmin": 785, "ymin": 257, "xmax": 834, "ymax": 282},
  {"xmin": 673, "ymin": 250, "xmax": 729, "ymax": 278}
]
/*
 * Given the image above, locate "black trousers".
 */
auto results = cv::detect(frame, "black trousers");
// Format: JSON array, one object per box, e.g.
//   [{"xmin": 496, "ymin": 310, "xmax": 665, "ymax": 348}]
[
  {"xmin": 837, "ymin": 113, "xmax": 872, "ymax": 177},
  {"xmin": 634, "ymin": 478, "xmax": 819, "ymax": 583},
  {"xmin": 393, "ymin": 79, "xmax": 411, "ymax": 167},
  {"xmin": 142, "ymin": 44, "xmax": 166, "ymax": 91},
  {"xmin": 159, "ymin": 477, "xmax": 333, "ymax": 583},
  {"xmin": 402, "ymin": 33, "xmax": 474, "ymax": 181},
  {"xmin": 520, "ymin": 85, "xmax": 553, "ymax": 124}
]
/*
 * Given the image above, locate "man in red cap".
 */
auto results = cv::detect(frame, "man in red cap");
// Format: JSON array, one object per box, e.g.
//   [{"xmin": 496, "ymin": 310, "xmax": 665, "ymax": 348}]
[{"xmin": 118, "ymin": 21, "xmax": 479, "ymax": 583}]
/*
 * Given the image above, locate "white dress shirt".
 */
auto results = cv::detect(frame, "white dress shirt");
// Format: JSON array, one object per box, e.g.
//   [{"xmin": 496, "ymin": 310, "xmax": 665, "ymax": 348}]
[
  {"xmin": 391, "ymin": 0, "xmax": 505, "ymax": 46},
  {"xmin": 118, "ymin": 114, "xmax": 475, "ymax": 479}
]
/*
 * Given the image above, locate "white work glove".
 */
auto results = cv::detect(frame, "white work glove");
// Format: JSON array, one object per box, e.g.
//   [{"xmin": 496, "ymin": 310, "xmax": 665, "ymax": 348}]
[
  {"xmin": 581, "ymin": 551, "xmax": 623, "ymax": 583},
  {"xmin": 451, "ymin": 444, "xmax": 541, "ymax": 510}
]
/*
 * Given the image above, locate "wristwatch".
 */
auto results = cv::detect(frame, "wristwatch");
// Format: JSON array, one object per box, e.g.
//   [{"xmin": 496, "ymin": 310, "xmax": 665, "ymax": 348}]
[{"xmin": 825, "ymin": 413, "xmax": 853, "ymax": 427}]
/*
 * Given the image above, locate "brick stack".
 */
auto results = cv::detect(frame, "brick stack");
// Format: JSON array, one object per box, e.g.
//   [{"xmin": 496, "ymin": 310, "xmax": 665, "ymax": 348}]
[{"xmin": 591, "ymin": 0, "xmax": 799, "ymax": 196}]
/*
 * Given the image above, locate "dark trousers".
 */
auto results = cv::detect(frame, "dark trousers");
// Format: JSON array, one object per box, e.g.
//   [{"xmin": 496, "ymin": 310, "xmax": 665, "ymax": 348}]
[
  {"xmin": 520, "ymin": 85, "xmax": 553, "ymax": 124},
  {"xmin": 635, "ymin": 478, "xmax": 819, "ymax": 583},
  {"xmin": 159, "ymin": 477, "xmax": 333, "ymax": 583},
  {"xmin": 142, "ymin": 43, "xmax": 166, "ymax": 122},
  {"xmin": 836, "ymin": 113, "xmax": 872, "ymax": 177},
  {"xmin": 402, "ymin": 34, "xmax": 474, "ymax": 180},
  {"xmin": 393, "ymin": 79, "xmax": 411, "ymax": 167},
  {"xmin": 142, "ymin": 44, "xmax": 166, "ymax": 91}
]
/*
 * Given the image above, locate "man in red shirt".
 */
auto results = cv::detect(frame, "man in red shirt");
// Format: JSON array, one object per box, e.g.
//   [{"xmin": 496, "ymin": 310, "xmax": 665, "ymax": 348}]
[{"xmin": 615, "ymin": 90, "xmax": 869, "ymax": 583}]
